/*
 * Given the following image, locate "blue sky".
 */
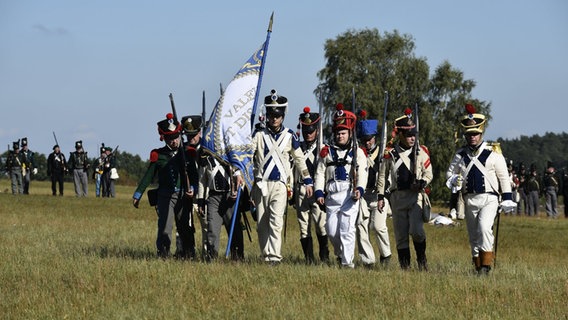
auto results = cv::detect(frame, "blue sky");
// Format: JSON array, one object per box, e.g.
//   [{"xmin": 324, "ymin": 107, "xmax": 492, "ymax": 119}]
[{"xmin": 1, "ymin": 0, "xmax": 567, "ymax": 158}]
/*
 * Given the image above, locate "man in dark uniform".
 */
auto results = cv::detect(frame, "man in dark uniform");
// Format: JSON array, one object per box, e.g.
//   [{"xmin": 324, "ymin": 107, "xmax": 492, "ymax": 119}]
[
  {"xmin": 377, "ymin": 108, "xmax": 433, "ymax": 271},
  {"xmin": 93, "ymin": 144, "xmax": 106, "ymax": 197},
  {"xmin": 293, "ymin": 106, "xmax": 329, "ymax": 264},
  {"xmin": 101, "ymin": 146, "xmax": 117, "ymax": 198},
  {"xmin": 20, "ymin": 137, "xmax": 37, "ymax": 194},
  {"xmin": 5, "ymin": 140, "xmax": 25, "ymax": 195},
  {"xmin": 526, "ymin": 164, "xmax": 541, "ymax": 216},
  {"xmin": 516, "ymin": 163, "xmax": 528, "ymax": 215},
  {"xmin": 133, "ymin": 113, "xmax": 195, "ymax": 259},
  {"xmin": 68, "ymin": 140, "xmax": 90, "ymax": 197},
  {"xmin": 197, "ymin": 132, "xmax": 245, "ymax": 262},
  {"xmin": 543, "ymin": 161, "xmax": 559, "ymax": 219},
  {"xmin": 47, "ymin": 144, "xmax": 68, "ymax": 196}
]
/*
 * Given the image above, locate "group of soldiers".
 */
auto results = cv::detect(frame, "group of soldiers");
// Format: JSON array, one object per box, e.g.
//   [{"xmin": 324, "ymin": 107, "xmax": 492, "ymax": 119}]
[
  {"xmin": 508, "ymin": 160, "xmax": 565, "ymax": 219},
  {"xmin": 133, "ymin": 90, "xmax": 517, "ymax": 275},
  {"xmin": 4, "ymin": 138, "xmax": 118, "ymax": 198},
  {"xmin": 4, "ymin": 138, "xmax": 37, "ymax": 195}
]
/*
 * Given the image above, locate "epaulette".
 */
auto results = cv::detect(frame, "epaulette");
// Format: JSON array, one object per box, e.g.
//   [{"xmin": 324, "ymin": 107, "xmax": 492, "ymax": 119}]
[
  {"xmin": 383, "ymin": 146, "xmax": 393, "ymax": 159},
  {"xmin": 320, "ymin": 145, "xmax": 330, "ymax": 158},
  {"xmin": 420, "ymin": 145, "xmax": 430, "ymax": 156},
  {"xmin": 487, "ymin": 141, "xmax": 502, "ymax": 154},
  {"xmin": 149, "ymin": 149, "xmax": 159, "ymax": 162},
  {"xmin": 361, "ymin": 146, "xmax": 368, "ymax": 157},
  {"xmin": 185, "ymin": 146, "xmax": 198, "ymax": 158}
]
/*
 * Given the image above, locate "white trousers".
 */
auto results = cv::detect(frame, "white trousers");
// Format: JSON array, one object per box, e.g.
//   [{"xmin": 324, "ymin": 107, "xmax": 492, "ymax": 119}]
[
  {"xmin": 325, "ymin": 181, "xmax": 357, "ymax": 267},
  {"xmin": 464, "ymin": 193, "xmax": 499, "ymax": 257}
]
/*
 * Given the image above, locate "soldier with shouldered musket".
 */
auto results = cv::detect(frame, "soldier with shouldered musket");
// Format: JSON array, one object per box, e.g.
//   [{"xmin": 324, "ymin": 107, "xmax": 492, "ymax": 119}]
[
  {"xmin": 377, "ymin": 107, "xmax": 433, "ymax": 271},
  {"xmin": 5, "ymin": 140, "xmax": 25, "ymax": 195},
  {"xmin": 293, "ymin": 106, "xmax": 329, "ymax": 264},
  {"xmin": 315, "ymin": 103, "xmax": 367, "ymax": 268}
]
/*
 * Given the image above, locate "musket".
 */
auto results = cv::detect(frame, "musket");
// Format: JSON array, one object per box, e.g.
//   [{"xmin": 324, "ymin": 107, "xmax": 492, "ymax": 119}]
[
  {"xmin": 413, "ymin": 102, "xmax": 420, "ymax": 182},
  {"xmin": 202, "ymin": 90, "xmax": 206, "ymax": 136},
  {"xmin": 169, "ymin": 93, "xmax": 192, "ymax": 199},
  {"xmin": 219, "ymin": 82, "xmax": 224, "ymax": 96},
  {"xmin": 377, "ymin": 91, "xmax": 389, "ymax": 207},
  {"xmin": 52, "ymin": 131, "xmax": 60, "ymax": 147},
  {"xmin": 351, "ymin": 87, "xmax": 359, "ymax": 200}
]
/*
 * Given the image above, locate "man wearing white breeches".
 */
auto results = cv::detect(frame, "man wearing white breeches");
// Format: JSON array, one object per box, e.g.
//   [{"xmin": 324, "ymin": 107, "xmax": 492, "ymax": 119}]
[
  {"xmin": 252, "ymin": 89, "xmax": 313, "ymax": 265},
  {"xmin": 315, "ymin": 104, "xmax": 367, "ymax": 268}
]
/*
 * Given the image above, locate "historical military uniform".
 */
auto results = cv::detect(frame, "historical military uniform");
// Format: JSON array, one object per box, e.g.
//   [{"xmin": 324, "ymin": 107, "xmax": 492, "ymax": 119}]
[
  {"xmin": 446, "ymin": 104, "xmax": 515, "ymax": 274},
  {"xmin": 294, "ymin": 107, "xmax": 329, "ymax": 264},
  {"xmin": 175, "ymin": 115, "xmax": 205, "ymax": 260},
  {"xmin": 68, "ymin": 140, "xmax": 90, "ymax": 197},
  {"xmin": 101, "ymin": 146, "xmax": 117, "ymax": 197},
  {"xmin": 315, "ymin": 104, "xmax": 368, "ymax": 268},
  {"xmin": 47, "ymin": 144, "xmax": 67, "ymax": 196},
  {"xmin": 543, "ymin": 162, "xmax": 559, "ymax": 219},
  {"xmin": 252, "ymin": 90, "xmax": 313, "ymax": 264},
  {"xmin": 198, "ymin": 151, "xmax": 244, "ymax": 261},
  {"xmin": 516, "ymin": 163, "xmax": 528, "ymax": 215},
  {"xmin": 377, "ymin": 108, "xmax": 433, "ymax": 271},
  {"xmin": 356, "ymin": 115, "xmax": 392, "ymax": 266},
  {"xmin": 526, "ymin": 164, "xmax": 541, "ymax": 216},
  {"xmin": 20, "ymin": 138, "xmax": 37, "ymax": 194},
  {"xmin": 133, "ymin": 113, "xmax": 195, "ymax": 259},
  {"xmin": 5, "ymin": 141, "xmax": 25, "ymax": 195},
  {"xmin": 93, "ymin": 144, "xmax": 106, "ymax": 197}
]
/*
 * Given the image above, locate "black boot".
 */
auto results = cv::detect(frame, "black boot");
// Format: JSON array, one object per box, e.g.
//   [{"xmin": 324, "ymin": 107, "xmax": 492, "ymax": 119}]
[
  {"xmin": 397, "ymin": 248, "xmax": 411, "ymax": 270},
  {"xmin": 414, "ymin": 240, "xmax": 428, "ymax": 271},
  {"xmin": 300, "ymin": 237, "xmax": 315, "ymax": 264},
  {"xmin": 317, "ymin": 235, "xmax": 330, "ymax": 263}
]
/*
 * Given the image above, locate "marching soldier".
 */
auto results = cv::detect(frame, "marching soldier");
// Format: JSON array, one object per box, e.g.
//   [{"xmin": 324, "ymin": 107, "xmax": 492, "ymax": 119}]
[
  {"xmin": 516, "ymin": 163, "xmax": 528, "ymax": 215},
  {"xmin": 101, "ymin": 146, "xmax": 117, "ymax": 198},
  {"xmin": 315, "ymin": 104, "xmax": 367, "ymax": 268},
  {"xmin": 526, "ymin": 164, "xmax": 541, "ymax": 216},
  {"xmin": 252, "ymin": 89, "xmax": 314, "ymax": 265},
  {"xmin": 5, "ymin": 140, "xmax": 25, "ymax": 195},
  {"xmin": 446, "ymin": 104, "xmax": 515, "ymax": 275},
  {"xmin": 20, "ymin": 138, "xmax": 37, "ymax": 194},
  {"xmin": 179, "ymin": 114, "xmax": 207, "ymax": 260},
  {"xmin": 543, "ymin": 161, "xmax": 559, "ymax": 219},
  {"xmin": 377, "ymin": 107, "xmax": 433, "ymax": 271},
  {"xmin": 68, "ymin": 140, "xmax": 90, "ymax": 197},
  {"xmin": 197, "ymin": 144, "xmax": 245, "ymax": 261},
  {"xmin": 293, "ymin": 107, "xmax": 329, "ymax": 264},
  {"xmin": 93, "ymin": 144, "xmax": 106, "ymax": 197},
  {"xmin": 132, "ymin": 113, "xmax": 195, "ymax": 259},
  {"xmin": 356, "ymin": 114, "xmax": 392, "ymax": 267},
  {"xmin": 47, "ymin": 144, "xmax": 68, "ymax": 196}
]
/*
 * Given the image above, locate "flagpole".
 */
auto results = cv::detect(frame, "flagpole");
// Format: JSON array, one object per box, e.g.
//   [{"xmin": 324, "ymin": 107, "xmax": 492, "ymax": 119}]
[{"xmin": 250, "ymin": 12, "xmax": 274, "ymax": 130}]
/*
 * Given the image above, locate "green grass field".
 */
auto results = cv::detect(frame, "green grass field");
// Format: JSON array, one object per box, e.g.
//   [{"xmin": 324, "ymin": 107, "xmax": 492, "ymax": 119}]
[{"xmin": 1, "ymin": 180, "xmax": 567, "ymax": 319}]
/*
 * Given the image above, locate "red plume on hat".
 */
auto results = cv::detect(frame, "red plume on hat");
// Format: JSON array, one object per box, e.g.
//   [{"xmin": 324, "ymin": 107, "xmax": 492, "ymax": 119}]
[
  {"xmin": 461, "ymin": 103, "xmax": 486, "ymax": 133},
  {"xmin": 333, "ymin": 102, "xmax": 356, "ymax": 131},
  {"xmin": 358, "ymin": 110, "xmax": 367, "ymax": 119}
]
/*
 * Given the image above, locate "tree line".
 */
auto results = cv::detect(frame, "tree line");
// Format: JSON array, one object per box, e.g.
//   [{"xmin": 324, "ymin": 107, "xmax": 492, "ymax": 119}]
[{"xmin": 3, "ymin": 28, "xmax": 565, "ymax": 202}]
